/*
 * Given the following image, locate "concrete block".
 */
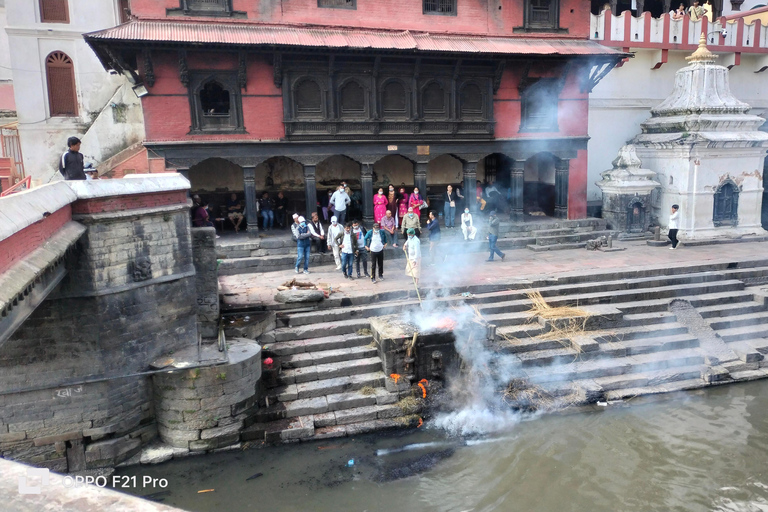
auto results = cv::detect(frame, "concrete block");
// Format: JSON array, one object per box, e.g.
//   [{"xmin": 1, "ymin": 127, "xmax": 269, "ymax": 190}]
[
  {"xmin": 334, "ymin": 406, "xmax": 379, "ymax": 425},
  {"xmin": 313, "ymin": 412, "xmax": 336, "ymax": 428},
  {"xmin": 0, "ymin": 432, "xmax": 26, "ymax": 443}
]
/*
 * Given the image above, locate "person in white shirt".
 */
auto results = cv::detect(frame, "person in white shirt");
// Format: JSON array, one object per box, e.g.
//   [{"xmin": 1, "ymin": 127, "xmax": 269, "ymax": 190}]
[
  {"xmin": 460, "ymin": 208, "xmax": 477, "ymax": 241},
  {"xmin": 329, "ymin": 185, "xmax": 351, "ymax": 225},
  {"xmin": 668, "ymin": 204, "xmax": 680, "ymax": 249},
  {"xmin": 403, "ymin": 228, "xmax": 421, "ymax": 286},
  {"xmin": 326, "ymin": 216, "xmax": 344, "ymax": 270},
  {"xmin": 364, "ymin": 222, "xmax": 388, "ymax": 283}
]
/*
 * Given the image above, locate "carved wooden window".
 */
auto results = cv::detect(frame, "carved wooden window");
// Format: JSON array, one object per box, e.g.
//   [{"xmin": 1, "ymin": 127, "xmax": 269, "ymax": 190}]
[
  {"xmin": 422, "ymin": 82, "xmax": 446, "ymax": 118},
  {"xmin": 521, "ymin": 79, "xmax": 559, "ymax": 131},
  {"xmin": 460, "ymin": 83, "xmax": 484, "ymax": 119},
  {"xmin": 40, "ymin": 0, "xmax": 70, "ymax": 23},
  {"xmin": 190, "ymin": 73, "xmax": 243, "ymax": 132},
  {"xmin": 424, "ymin": 0, "xmax": 456, "ymax": 15},
  {"xmin": 46, "ymin": 52, "xmax": 77, "ymax": 116},
  {"xmin": 713, "ymin": 181, "xmax": 739, "ymax": 226},
  {"xmin": 340, "ymin": 81, "xmax": 366, "ymax": 118},
  {"xmin": 382, "ymin": 81, "xmax": 407, "ymax": 119},
  {"xmin": 200, "ymin": 81, "xmax": 230, "ymax": 116},
  {"xmin": 182, "ymin": 0, "xmax": 231, "ymax": 14},
  {"xmin": 526, "ymin": 0, "xmax": 559, "ymax": 29},
  {"xmin": 295, "ymin": 79, "xmax": 323, "ymax": 118},
  {"xmin": 318, "ymin": 0, "xmax": 356, "ymax": 8}
]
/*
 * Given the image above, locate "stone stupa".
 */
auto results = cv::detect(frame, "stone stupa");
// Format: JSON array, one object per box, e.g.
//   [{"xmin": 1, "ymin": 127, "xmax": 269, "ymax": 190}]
[
  {"xmin": 596, "ymin": 144, "xmax": 661, "ymax": 238},
  {"xmin": 630, "ymin": 34, "xmax": 768, "ymax": 240}
]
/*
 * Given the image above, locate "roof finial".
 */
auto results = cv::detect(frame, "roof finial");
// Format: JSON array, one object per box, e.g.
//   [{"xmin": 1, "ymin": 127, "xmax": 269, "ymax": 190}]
[{"xmin": 686, "ymin": 32, "xmax": 717, "ymax": 62}]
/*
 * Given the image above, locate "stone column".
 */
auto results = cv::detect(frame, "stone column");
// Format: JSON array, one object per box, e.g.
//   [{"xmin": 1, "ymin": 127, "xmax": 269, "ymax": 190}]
[
  {"xmin": 304, "ymin": 164, "xmax": 317, "ymax": 220},
  {"xmin": 510, "ymin": 159, "xmax": 525, "ymax": 221},
  {"xmin": 555, "ymin": 159, "xmax": 570, "ymax": 219},
  {"xmin": 361, "ymin": 163, "xmax": 374, "ymax": 226},
  {"xmin": 243, "ymin": 166, "xmax": 259, "ymax": 237},
  {"xmin": 414, "ymin": 162, "xmax": 428, "ymax": 198},
  {"xmin": 462, "ymin": 160, "xmax": 478, "ymax": 213}
]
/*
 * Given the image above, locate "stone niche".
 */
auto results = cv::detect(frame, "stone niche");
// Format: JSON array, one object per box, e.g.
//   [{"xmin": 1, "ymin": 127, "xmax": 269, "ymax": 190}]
[
  {"xmin": 370, "ymin": 314, "xmax": 463, "ymax": 385},
  {"xmin": 596, "ymin": 145, "xmax": 660, "ymax": 238}
]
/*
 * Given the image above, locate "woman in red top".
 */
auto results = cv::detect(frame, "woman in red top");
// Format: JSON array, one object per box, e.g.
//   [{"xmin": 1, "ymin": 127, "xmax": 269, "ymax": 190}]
[
  {"xmin": 397, "ymin": 187, "xmax": 409, "ymax": 227},
  {"xmin": 408, "ymin": 187, "xmax": 424, "ymax": 220},
  {"xmin": 373, "ymin": 187, "xmax": 388, "ymax": 224}
]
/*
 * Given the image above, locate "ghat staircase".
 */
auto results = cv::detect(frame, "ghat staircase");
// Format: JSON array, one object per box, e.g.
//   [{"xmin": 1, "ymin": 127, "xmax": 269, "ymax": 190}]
[
  {"xmin": 232, "ymin": 259, "xmax": 768, "ymax": 443},
  {"xmin": 216, "ymin": 218, "xmax": 616, "ymax": 275}
]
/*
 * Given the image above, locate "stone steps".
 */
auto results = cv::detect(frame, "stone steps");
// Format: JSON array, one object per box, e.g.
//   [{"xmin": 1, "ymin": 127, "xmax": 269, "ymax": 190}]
[
  {"xmin": 264, "ymin": 333, "xmax": 372, "ymax": 357},
  {"xmin": 698, "ymin": 301, "xmax": 768, "ymax": 318},
  {"xmin": 268, "ymin": 318, "xmax": 371, "ymax": 343},
  {"xmin": 280, "ymin": 345, "xmax": 378, "ymax": 369},
  {"xmin": 708, "ymin": 311, "xmax": 768, "ymax": 330},
  {"xmin": 534, "ymin": 229, "xmax": 616, "ymax": 246},
  {"xmin": 277, "ymin": 357, "xmax": 382, "ymax": 385},
  {"xmin": 718, "ymin": 323, "xmax": 768, "ymax": 343}
]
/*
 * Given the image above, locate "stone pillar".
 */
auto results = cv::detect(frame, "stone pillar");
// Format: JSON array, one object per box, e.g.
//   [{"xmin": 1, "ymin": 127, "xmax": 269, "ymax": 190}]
[
  {"xmin": 361, "ymin": 163, "xmax": 374, "ymax": 226},
  {"xmin": 304, "ymin": 164, "xmax": 317, "ymax": 220},
  {"xmin": 414, "ymin": 162, "xmax": 428, "ymax": 197},
  {"xmin": 555, "ymin": 159, "xmax": 570, "ymax": 219},
  {"xmin": 462, "ymin": 160, "xmax": 477, "ymax": 213},
  {"xmin": 510, "ymin": 159, "xmax": 525, "ymax": 221},
  {"xmin": 243, "ymin": 166, "xmax": 259, "ymax": 237}
]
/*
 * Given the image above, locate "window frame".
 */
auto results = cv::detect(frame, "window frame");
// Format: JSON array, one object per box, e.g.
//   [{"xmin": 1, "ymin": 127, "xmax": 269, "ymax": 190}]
[
  {"xmin": 379, "ymin": 78, "xmax": 410, "ymax": 120},
  {"xmin": 45, "ymin": 51, "xmax": 78, "ymax": 117},
  {"xmin": 423, "ymin": 0, "xmax": 457, "ymax": 16},
  {"xmin": 180, "ymin": 0, "xmax": 233, "ymax": 16},
  {"xmin": 39, "ymin": 0, "xmax": 70, "ymax": 24},
  {"xmin": 713, "ymin": 180, "xmax": 740, "ymax": 227},
  {"xmin": 458, "ymin": 81, "xmax": 486, "ymax": 120},
  {"xmin": 421, "ymin": 80, "xmax": 448, "ymax": 119},
  {"xmin": 188, "ymin": 72, "xmax": 244, "ymax": 134},
  {"xmin": 318, "ymin": 0, "xmax": 357, "ymax": 9},
  {"xmin": 519, "ymin": 78, "xmax": 560, "ymax": 132},
  {"xmin": 338, "ymin": 78, "xmax": 369, "ymax": 119},
  {"xmin": 524, "ymin": 0, "xmax": 560, "ymax": 30},
  {"xmin": 293, "ymin": 77, "xmax": 326, "ymax": 120}
]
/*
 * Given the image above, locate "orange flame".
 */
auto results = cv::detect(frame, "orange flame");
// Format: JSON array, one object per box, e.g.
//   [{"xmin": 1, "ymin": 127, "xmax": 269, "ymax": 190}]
[
  {"xmin": 418, "ymin": 382, "xmax": 427, "ymax": 398},
  {"xmin": 417, "ymin": 418, "xmax": 423, "ymax": 428},
  {"xmin": 390, "ymin": 373, "xmax": 401, "ymax": 384}
]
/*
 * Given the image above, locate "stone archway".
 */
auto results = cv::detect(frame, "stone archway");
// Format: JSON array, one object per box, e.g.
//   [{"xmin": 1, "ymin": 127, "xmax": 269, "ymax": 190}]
[{"xmin": 188, "ymin": 158, "xmax": 245, "ymax": 232}]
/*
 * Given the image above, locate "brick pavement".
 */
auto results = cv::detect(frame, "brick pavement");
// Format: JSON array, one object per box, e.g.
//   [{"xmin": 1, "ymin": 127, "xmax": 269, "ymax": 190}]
[{"xmin": 219, "ymin": 239, "xmax": 768, "ymax": 308}]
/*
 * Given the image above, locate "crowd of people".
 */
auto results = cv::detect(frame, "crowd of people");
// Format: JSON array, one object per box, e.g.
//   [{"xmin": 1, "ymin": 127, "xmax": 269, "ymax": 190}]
[{"xmin": 280, "ymin": 182, "xmax": 512, "ymax": 284}]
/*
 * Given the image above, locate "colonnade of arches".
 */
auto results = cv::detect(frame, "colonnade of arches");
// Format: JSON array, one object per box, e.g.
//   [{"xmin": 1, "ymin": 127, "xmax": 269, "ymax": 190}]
[{"xmin": 184, "ymin": 150, "xmax": 572, "ymax": 234}]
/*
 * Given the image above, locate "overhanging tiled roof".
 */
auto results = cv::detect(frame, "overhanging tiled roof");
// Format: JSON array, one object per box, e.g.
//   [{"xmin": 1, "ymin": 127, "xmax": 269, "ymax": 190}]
[{"xmin": 85, "ymin": 19, "xmax": 625, "ymax": 57}]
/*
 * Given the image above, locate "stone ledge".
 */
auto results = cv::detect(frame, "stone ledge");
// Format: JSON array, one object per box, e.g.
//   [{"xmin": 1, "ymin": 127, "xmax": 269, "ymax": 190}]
[{"xmin": 67, "ymin": 173, "xmax": 190, "ymax": 200}]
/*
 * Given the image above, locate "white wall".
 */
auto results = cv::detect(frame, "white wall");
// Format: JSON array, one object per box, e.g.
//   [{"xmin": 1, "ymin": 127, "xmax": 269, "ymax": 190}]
[
  {"xmin": 588, "ymin": 49, "xmax": 768, "ymax": 202},
  {"xmin": 0, "ymin": 1, "xmax": 12, "ymax": 82},
  {"xmin": 6, "ymin": 0, "xmax": 143, "ymax": 182}
]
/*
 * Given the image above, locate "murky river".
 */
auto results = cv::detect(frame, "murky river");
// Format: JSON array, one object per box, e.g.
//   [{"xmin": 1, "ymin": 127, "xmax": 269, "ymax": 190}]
[{"xmin": 116, "ymin": 380, "xmax": 768, "ymax": 512}]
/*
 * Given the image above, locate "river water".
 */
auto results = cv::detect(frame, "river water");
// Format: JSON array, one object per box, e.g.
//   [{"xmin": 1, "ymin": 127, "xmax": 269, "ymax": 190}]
[{"xmin": 116, "ymin": 380, "xmax": 768, "ymax": 512}]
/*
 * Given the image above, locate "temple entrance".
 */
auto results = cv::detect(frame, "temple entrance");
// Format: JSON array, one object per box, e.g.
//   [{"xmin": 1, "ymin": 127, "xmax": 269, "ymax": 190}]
[
  {"xmin": 481, "ymin": 153, "xmax": 513, "ymax": 215},
  {"xmin": 524, "ymin": 153, "xmax": 557, "ymax": 217}
]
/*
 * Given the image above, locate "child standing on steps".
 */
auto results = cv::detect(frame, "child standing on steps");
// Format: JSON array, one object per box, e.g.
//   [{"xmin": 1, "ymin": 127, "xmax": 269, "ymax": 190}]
[{"xmin": 668, "ymin": 204, "xmax": 680, "ymax": 250}]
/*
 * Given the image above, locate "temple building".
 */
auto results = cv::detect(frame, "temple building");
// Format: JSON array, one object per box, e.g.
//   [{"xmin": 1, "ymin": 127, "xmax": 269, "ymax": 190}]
[{"xmin": 84, "ymin": 0, "xmax": 624, "ymax": 231}]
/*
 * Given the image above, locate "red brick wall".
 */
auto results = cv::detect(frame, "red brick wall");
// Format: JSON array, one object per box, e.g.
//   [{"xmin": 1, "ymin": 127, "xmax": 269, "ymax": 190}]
[
  {"xmin": 108, "ymin": 148, "xmax": 151, "ymax": 178},
  {"xmin": 567, "ymin": 149, "xmax": 588, "ymax": 219},
  {"xmin": 128, "ymin": 0, "xmax": 590, "ymax": 38},
  {"xmin": 0, "ymin": 206, "xmax": 72, "ymax": 275},
  {"xmin": 71, "ymin": 191, "xmax": 188, "ymax": 215}
]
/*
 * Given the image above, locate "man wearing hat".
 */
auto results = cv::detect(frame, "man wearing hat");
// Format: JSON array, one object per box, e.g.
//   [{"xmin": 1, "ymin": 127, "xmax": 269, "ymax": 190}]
[
  {"xmin": 326, "ymin": 215, "xmax": 344, "ymax": 270},
  {"xmin": 486, "ymin": 210, "xmax": 505, "ymax": 262},
  {"xmin": 295, "ymin": 216, "xmax": 312, "ymax": 274},
  {"xmin": 403, "ymin": 228, "xmax": 421, "ymax": 286},
  {"xmin": 290, "ymin": 213, "xmax": 300, "ymax": 241}
]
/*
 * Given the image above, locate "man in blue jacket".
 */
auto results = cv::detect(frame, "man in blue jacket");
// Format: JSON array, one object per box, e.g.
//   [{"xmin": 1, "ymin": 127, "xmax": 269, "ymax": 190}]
[
  {"xmin": 295, "ymin": 216, "xmax": 312, "ymax": 274},
  {"xmin": 364, "ymin": 222, "xmax": 388, "ymax": 283}
]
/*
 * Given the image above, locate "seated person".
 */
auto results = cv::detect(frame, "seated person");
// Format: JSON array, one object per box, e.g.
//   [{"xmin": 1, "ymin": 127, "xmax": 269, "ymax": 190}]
[{"xmin": 227, "ymin": 193, "xmax": 245, "ymax": 233}]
